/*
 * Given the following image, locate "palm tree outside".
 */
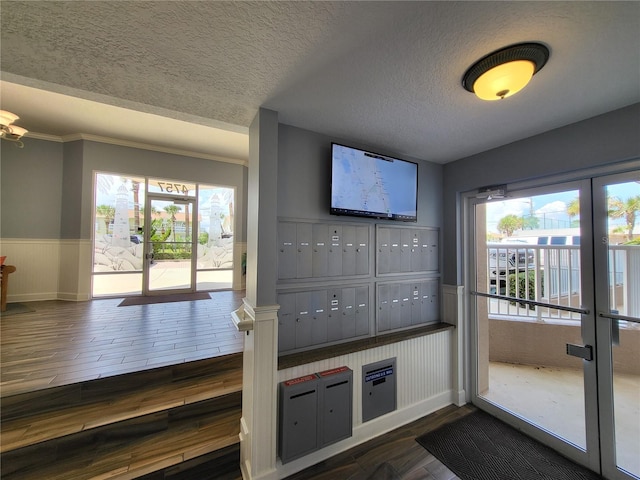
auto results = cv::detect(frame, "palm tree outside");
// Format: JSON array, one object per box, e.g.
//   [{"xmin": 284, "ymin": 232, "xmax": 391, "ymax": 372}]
[
  {"xmin": 609, "ymin": 195, "xmax": 640, "ymax": 242},
  {"xmin": 96, "ymin": 205, "xmax": 115, "ymax": 233}
]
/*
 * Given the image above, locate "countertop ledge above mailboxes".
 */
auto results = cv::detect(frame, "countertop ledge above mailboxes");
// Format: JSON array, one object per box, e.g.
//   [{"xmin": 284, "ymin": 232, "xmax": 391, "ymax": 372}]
[{"xmin": 278, "ymin": 322, "xmax": 454, "ymax": 370}]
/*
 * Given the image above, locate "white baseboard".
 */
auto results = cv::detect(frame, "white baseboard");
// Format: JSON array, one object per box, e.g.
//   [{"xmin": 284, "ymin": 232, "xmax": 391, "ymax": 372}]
[
  {"xmin": 58, "ymin": 292, "xmax": 91, "ymax": 302},
  {"xmin": 8, "ymin": 292, "xmax": 58, "ymax": 303},
  {"xmin": 453, "ymin": 389, "xmax": 467, "ymax": 407}
]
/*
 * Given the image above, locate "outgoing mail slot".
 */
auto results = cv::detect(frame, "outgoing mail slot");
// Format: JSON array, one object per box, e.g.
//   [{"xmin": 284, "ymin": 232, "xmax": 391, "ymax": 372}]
[
  {"xmin": 362, "ymin": 358, "xmax": 397, "ymax": 422},
  {"xmin": 279, "ymin": 374, "xmax": 319, "ymax": 464},
  {"xmin": 317, "ymin": 366, "xmax": 353, "ymax": 447}
]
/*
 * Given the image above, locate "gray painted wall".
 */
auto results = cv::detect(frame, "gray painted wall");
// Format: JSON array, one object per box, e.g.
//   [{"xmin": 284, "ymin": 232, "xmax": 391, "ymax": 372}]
[
  {"xmin": 1, "ymin": 138, "xmax": 248, "ymax": 242},
  {"xmin": 442, "ymin": 102, "xmax": 640, "ymax": 286},
  {"xmin": 278, "ymin": 124, "xmax": 443, "ymax": 227},
  {"xmin": 60, "ymin": 141, "xmax": 84, "ymax": 239},
  {"xmin": 1, "ymin": 138, "xmax": 64, "ymax": 238}
]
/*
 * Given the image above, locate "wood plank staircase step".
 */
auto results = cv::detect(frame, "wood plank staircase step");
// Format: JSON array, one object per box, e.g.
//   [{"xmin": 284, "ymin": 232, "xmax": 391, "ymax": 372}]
[
  {"xmin": 1, "ymin": 393, "xmax": 242, "ymax": 480},
  {"xmin": 1, "ymin": 353, "xmax": 244, "ymax": 480},
  {"xmin": 1, "ymin": 365, "xmax": 242, "ymax": 453},
  {"xmin": 1, "ymin": 353, "xmax": 243, "ymax": 422}
]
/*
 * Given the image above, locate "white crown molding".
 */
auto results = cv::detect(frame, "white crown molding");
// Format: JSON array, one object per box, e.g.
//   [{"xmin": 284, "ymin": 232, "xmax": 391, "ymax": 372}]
[
  {"xmin": 24, "ymin": 131, "xmax": 247, "ymax": 166},
  {"xmin": 24, "ymin": 131, "xmax": 64, "ymax": 143}
]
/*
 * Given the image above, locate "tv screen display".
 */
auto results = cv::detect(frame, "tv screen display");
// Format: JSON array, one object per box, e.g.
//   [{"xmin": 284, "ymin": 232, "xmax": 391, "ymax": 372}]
[{"xmin": 330, "ymin": 143, "xmax": 418, "ymax": 222}]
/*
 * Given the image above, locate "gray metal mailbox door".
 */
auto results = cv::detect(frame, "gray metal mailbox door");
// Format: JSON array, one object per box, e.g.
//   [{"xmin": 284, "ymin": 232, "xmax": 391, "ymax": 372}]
[
  {"xmin": 277, "ymin": 293, "xmax": 296, "ymax": 353},
  {"xmin": 318, "ymin": 366, "xmax": 353, "ymax": 447},
  {"xmin": 355, "ymin": 286, "xmax": 369, "ymax": 336},
  {"xmin": 279, "ymin": 374, "xmax": 319, "ymax": 464},
  {"xmin": 278, "ymin": 222, "xmax": 297, "ymax": 279},
  {"xmin": 355, "ymin": 226, "xmax": 369, "ymax": 275},
  {"xmin": 327, "ymin": 225, "xmax": 343, "ymax": 277},
  {"xmin": 342, "ymin": 225, "xmax": 357, "ymax": 276},
  {"xmin": 296, "ymin": 222, "xmax": 313, "ymax": 278},
  {"xmin": 312, "ymin": 223, "xmax": 328, "ymax": 277}
]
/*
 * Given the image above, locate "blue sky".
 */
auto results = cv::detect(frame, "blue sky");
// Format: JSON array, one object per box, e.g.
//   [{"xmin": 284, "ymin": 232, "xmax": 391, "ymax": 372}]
[{"xmin": 486, "ymin": 181, "xmax": 639, "ymax": 234}]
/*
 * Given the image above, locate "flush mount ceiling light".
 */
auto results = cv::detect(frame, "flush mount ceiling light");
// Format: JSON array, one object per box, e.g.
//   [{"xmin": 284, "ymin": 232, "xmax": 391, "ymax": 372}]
[
  {"xmin": 0, "ymin": 110, "xmax": 28, "ymax": 148},
  {"xmin": 462, "ymin": 43, "xmax": 549, "ymax": 101}
]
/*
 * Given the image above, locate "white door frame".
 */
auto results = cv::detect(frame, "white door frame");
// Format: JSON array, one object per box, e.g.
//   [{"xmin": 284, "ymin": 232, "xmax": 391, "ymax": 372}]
[{"xmin": 143, "ymin": 193, "xmax": 197, "ymax": 295}]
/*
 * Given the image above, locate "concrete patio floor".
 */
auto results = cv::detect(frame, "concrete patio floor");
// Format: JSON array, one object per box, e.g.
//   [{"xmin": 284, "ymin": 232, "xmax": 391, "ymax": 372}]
[{"xmin": 484, "ymin": 361, "xmax": 640, "ymax": 476}]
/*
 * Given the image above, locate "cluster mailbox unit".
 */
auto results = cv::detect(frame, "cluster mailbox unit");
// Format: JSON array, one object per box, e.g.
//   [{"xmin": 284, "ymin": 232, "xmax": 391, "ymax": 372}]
[{"xmin": 277, "ymin": 220, "xmax": 440, "ymax": 354}]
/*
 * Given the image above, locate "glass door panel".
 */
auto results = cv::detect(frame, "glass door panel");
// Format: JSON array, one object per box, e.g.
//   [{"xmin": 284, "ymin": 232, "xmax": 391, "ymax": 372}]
[
  {"xmin": 145, "ymin": 196, "xmax": 196, "ymax": 294},
  {"xmin": 195, "ymin": 185, "xmax": 235, "ymax": 291},
  {"xmin": 472, "ymin": 184, "xmax": 599, "ymax": 470},
  {"xmin": 92, "ymin": 173, "xmax": 145, "ymax": 297},
  {"xmin": 594, "ymin": 173, "xmax": 640, "ymax": 480}
]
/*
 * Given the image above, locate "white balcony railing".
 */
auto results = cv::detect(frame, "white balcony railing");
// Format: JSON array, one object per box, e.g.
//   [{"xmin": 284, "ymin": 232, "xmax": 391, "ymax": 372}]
[{"xmin": 485, "ymin": 243, "xmax": 640, "ymax": 325}]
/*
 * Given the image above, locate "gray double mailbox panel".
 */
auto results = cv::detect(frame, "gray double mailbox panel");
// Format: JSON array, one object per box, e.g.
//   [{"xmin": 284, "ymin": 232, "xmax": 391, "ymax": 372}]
[{"xmin": 278, "ymin": 366, "xmax": 353, "ymax": 464}]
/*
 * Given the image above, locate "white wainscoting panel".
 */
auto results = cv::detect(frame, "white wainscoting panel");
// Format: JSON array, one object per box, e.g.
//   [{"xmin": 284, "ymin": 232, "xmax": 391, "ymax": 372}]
[
  {"xmin": 0, "ymin": 239, "xmax": 61, "ymax": 302},
  {"xmin": 0, "ymin": 238, "xmax": 91, "ymax": 302},
  {"xmin": 58, "ymin": 239, "xmax": 92, "ymax": 301},
  {"xmin": 274, "ymin": 330, "xmax": 453, "ymax": 479},
  {"xmin": 443, "ymin": 284, "xmax": 466, "ymax": 406}
]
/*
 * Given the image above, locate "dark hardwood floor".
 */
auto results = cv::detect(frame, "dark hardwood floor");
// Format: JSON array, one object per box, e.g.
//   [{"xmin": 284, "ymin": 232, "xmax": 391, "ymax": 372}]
[
  {"xmin": 0, "ymin": 290, "xmax": 245, "ymax": 398},
  {"xmin": 1, "ymin": 291, "xmax": 470, "ymax": 479},
  {"xmin": 285, "ymin": 404, "xmax": 474, "ymax": 480}
]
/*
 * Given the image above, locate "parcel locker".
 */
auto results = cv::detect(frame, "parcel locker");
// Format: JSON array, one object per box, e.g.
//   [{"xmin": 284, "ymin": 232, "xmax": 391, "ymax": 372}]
[
  {"xmin": 377, "ymin": 227, "xmax": 391, "ymax": 274},
  {"xmin": 296, "ymin": 223, "xmax": 313, "ymax": 278},
  {"xmin": 362, "ymin": 358, "xmax": 397, "ymax": 422},
  {"xmin": 277, "ymin": 293, "xmax": 296, "ymax": 353},
  {"xmin": 317, "ymin": 367, "xmax": 353, "ymax": 447},
  {"xmin": 310, "ymin": 290, "xmax": 328, "ymax": 346},
  {"xmin": 312, "ymin": 223, "xmax": 328, "ymax": 277},
  {"xmin": 327, "ymin": 225, "xmax": 343, "ymax": 277},
  {"xmin": 326, "ymin": 288, "xmax": 343, "ymax": 342},
  {"xmin": 355, "ymin": 226, "xmax": 369, "ymax": 275},
  {"xmin": 355, "ymin": 286, "xmax": 370, "ymax": 337},
  {"xmin": 278, "ymin": 222, "xmax": 297, "ymax": 279},
  {"xmin": 279, "ymin": 374, "xmax": 319, "ymax": 464},
  {"xmin": 342, "ymin": 225, "xmax": 357, "ymax": 276}
]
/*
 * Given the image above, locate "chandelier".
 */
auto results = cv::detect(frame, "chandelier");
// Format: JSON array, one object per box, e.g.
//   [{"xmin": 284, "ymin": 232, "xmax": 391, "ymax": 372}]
[{"xmin": 0, "ymin": 110, "xmax": 28, "ymax": 148}]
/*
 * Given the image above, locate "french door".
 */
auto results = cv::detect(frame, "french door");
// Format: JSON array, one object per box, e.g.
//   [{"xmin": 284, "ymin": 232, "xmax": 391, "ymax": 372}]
[
  {"xmin": 469, "ymin": 168, "xmax": 639, "ymax": 479},
  {"xmin": 143, "ymin": 194, "xmax": 197, "ymax": 295}
]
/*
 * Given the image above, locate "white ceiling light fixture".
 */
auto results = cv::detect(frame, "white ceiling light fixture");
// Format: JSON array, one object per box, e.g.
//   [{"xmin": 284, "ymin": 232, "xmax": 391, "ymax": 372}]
[
  {"xmin": 0, "ymin": 110, "xmax": 28, "ymax": 147},
  {"xmin": 463, "ymin": 43, "xmax": 550, "ymax": 101}
]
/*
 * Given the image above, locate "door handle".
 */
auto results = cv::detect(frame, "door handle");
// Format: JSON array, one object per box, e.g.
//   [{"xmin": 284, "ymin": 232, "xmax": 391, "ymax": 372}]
[{"xmin": 566, "ymin": 343, "xmax": 593, "ymax": 361}]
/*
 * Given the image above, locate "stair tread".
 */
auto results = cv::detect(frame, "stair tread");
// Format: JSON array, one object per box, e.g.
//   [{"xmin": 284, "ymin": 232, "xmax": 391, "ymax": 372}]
[
  {"xmin": 8, "ymin": 406, "xmax": 241, "ymax": 480},
  {"xmin": 1, "ymin": 367, "xmax": 242, "ymax": 453}
]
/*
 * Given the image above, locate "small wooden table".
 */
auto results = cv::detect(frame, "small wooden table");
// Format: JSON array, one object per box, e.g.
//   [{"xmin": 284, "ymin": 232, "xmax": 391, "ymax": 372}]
[{"xmin": 1, "ymin": 265, "xmax": 17, "ymax": 312}]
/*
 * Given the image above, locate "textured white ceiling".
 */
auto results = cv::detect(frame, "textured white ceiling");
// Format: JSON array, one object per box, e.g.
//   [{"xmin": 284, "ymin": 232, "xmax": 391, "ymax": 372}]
[{"xmin": 1, "ymin": 1, "xmax": 639, "ymax": 164}]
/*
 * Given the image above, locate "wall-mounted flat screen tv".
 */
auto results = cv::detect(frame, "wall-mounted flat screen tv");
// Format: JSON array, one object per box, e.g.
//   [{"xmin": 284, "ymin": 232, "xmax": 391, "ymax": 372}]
[{"xmin": 330, "ymin": 143, "xmax": 418, "ymax": 222}]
